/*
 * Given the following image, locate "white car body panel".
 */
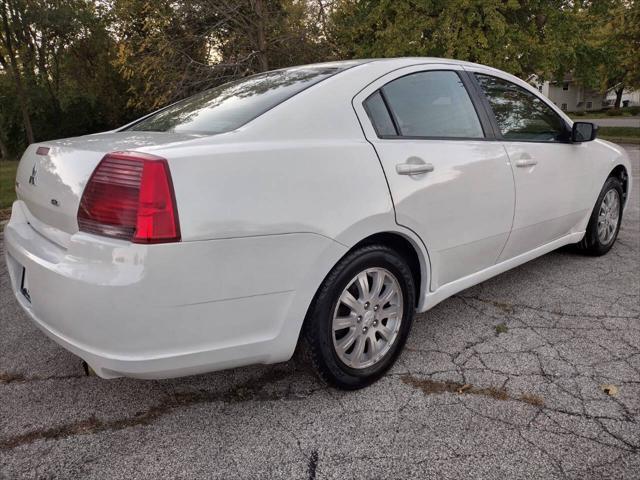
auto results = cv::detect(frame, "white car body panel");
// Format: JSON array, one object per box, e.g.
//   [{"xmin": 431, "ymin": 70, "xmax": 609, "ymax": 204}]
[
  {"xmin": 353, "ymin": 63, "xmax": 515, "ymax": 289},
  {"xmin": 4, "ymin": 58, "xmax": 632, "ymax": 379},
  {"xmin": 461, "ymin": 65, "xmax": 598, "ymax": 260},
  {"xmin": 5, "ymin": 200, "xmax": 348, "ymax": 378},
  {"xmin": 497, "ymin": 141, "xmax": 594, "ymax": 260}
]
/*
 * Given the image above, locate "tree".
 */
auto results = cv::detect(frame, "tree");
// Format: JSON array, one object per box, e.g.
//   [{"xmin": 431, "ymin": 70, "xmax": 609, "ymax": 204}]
[
  {"xmin": 0, "ymin": 0, "xmax": 35, "ymax": 144},
  {"xmin": 327, "ymin": 0, "xmax": 581, "ymax": 79},
  {"xmin": 0, "ymin": 0, "xmax": 131, "ymax": 156},
  {"xmin": 0, "ymin": 0, "xmax": 635, "ymax": 159},
  {"xmin": 112, "ymin": 0, "xmax": 331, "ymax": 112},
  {"xmin": 572, "ymin": 0, "xmax": 640, "ymax": 107}
]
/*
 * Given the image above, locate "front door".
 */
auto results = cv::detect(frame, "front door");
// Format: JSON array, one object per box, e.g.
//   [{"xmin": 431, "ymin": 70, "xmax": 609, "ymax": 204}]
[
  {"xmin": 470, "ymin": 71, "xmax": 595, "ymax": 261},
  {"xmin": 353, "ymin": 65, "xmax": 515, "ymax": 290}
]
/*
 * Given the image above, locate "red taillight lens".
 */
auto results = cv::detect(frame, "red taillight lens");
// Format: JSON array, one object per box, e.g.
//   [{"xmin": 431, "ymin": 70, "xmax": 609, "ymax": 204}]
[{"xmin": 78, "ymin": 152, "xmax": 181, "ymax": 243}]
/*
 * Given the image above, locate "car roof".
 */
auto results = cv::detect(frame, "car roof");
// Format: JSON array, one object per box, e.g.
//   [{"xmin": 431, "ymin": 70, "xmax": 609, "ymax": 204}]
[
  {"xmin": 357, "ymin": 57, "xmax": 531, "ymax": 90},
  {"xmin": 292, "ymin": 57, "xmax": 510, "ymax": 81},
  {"xmin": 368, "ymin": 57, "xmax": 481, "ymax": 66},
  {"xmin": 297, "ymin": 57, "xmax": 493, "ymax": 70}
]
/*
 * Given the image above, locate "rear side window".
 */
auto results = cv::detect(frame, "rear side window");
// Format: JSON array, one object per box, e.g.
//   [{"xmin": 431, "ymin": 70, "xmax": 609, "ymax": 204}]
[
  {"xmin": 475, "ymin": 74, "xmax": 568, "ymax": 142},
  {"xmin": 379, "ymin": 71, "xmax": 484, "ymax": 139},
  {"xmin": 363, "ymin": 91, "xmax": 397, "ymax": 136},
  {"xmin": 127, "ymin": 66, "xmax": 344, "ymax": 135}
]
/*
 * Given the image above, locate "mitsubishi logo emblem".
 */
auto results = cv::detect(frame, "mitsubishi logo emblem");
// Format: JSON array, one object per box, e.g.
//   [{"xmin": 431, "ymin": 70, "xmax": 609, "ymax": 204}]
[{"xmin": 28, "ymin": 164, "xmax": 37, "ymax": 185}]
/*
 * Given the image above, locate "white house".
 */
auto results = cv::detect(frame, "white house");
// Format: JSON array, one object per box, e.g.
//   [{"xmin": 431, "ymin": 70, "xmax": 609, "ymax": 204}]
[{"xmin": 529, "ymin": 75, "xmax": 606, "ymax": 112}]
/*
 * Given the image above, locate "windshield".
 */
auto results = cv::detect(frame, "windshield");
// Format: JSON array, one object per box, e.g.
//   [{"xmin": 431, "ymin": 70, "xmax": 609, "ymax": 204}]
[{"xmin": 126, "ymin": 65, "xmax": 347, "ymax": 135}]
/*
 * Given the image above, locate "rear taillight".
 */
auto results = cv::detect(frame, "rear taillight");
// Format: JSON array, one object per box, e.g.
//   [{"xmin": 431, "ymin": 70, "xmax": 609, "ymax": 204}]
[{"xmin": 77, "ymin": 152, "xmax": 181, "ymax": 243}]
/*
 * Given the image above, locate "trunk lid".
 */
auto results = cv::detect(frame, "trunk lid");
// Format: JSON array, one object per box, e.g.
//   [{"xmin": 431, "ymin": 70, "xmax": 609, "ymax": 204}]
[{"xmin": 15, "ymin": 131, "xmax": 201, "ymax": 241}]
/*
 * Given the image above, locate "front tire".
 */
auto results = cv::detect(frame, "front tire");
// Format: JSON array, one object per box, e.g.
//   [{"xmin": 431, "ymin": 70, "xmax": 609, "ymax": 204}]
[
  {"xmin": 576, "ymin": 176, "xmax": 624, "ymax": 256},
  {"xmin": 301, "ymin": 244, "xmax": 415, "ymax": 390}
]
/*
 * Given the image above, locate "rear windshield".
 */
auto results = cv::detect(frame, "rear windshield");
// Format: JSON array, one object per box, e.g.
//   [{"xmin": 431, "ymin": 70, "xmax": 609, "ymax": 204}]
[{"xmin": 126, "ymin": 65, "xmax": 346, "ymax": 135}]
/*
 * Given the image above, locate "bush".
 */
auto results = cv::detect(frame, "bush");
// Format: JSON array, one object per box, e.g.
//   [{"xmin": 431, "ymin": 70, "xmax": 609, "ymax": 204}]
[
  {"xmin": 606, "ymin": 108, "xmax": 623, "ymax": 116},
  {"xmin": 629, "ymin": 106, "xmax": 640, "ymax": 116},
  {"xmin": 572, "ymin": 111, "xmax": 585, "ymax": 116}
]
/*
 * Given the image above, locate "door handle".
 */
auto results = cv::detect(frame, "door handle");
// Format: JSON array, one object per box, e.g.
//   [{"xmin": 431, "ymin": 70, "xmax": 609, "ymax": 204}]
[
  {"xmin": 515, "ymin": 159, "xmax": 538, "ymax": 167},
  {"xmin": 396, "ymin": 163, "xmax": 435, "ymax": 175}
]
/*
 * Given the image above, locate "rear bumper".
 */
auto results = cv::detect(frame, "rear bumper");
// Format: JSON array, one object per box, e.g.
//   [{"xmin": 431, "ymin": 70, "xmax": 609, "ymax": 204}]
[{"xmin": 4, "ymin": 201, "xmax": 345, "ymax": 379}]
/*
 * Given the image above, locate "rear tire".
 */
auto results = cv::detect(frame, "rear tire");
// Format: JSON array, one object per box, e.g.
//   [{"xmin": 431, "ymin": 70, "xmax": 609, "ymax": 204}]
[
  {"xmin": 301, "ymin": 244, "xmax": 415, "ymax": 390},
  {"xmin": 576, "ymin": 176, "xmax": 624, "ymax": 256}
]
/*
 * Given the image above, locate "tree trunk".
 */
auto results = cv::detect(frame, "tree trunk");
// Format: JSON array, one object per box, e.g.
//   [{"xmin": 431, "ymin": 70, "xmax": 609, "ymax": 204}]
[
  {"xmin": 253, "ymin": 0, "xmax": 269, "ymax": 72},
  {"xmin": 614, "ymin": 86, "xmax": 624, "ymax": 109},
  {"xmin": 0, "ymin": 4, "xmax": 35, "ymax": 144},
  {"xmin": 8, "ymin": 57, "xmax": 34, "ymax": 145},
  {"xmin": 0, "ymin": 130, "xmax": 9, "ymax": 160}
]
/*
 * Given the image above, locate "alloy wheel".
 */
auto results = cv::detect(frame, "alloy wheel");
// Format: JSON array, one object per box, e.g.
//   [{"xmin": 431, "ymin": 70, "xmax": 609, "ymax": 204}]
[
  {"xmin": 332, "ymin": 267, "xmax": 403, "ymax": 369},
  {"xmin": 597, "ymin": 189, "xmax": 620, "ymax": 245}
]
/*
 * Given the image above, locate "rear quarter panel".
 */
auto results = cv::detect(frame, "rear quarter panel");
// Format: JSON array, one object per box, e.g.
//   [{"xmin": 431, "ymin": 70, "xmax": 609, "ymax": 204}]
[
  {"xmin": 143, "ymin": 62, "xmax": 407, "ymax": 246},
  {"xmin": 160, "ymin": 138, "xmax": 394, "ymax": 244}
]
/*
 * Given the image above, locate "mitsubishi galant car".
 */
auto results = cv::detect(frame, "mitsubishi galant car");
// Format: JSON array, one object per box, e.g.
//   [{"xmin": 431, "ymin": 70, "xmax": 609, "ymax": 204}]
[{"xmin": 5, "ymin": 58, "xmax": 631, "ymax": 389}]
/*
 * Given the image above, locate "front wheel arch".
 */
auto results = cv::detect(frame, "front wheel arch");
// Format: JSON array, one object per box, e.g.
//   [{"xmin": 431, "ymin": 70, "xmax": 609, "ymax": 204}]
[
  {"xmin": 576, "ymin": 175, "xmax": 624, "ymax": 255},
  {"xmin": 607, "ymin": 164, "xmax": 629, "ymax": 207}
]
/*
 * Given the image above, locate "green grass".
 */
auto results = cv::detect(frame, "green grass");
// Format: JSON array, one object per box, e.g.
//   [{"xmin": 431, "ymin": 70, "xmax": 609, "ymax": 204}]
[
  {"xmin": 598, "ymin": 126, "xmax": 640, "ymax": 144},
  {"xmin": 569, "ymin": 110, "xmax": 639, "ymax": 119},
  {"xmin": 1, "ymin": 160, "xmax": 18, "ymax": 211}
]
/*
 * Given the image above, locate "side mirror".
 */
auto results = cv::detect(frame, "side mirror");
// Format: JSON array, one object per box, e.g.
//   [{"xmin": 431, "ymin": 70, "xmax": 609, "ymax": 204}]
[{"xmin": 571, "ymin": 122, "xmax": 597, "ymax": 142}]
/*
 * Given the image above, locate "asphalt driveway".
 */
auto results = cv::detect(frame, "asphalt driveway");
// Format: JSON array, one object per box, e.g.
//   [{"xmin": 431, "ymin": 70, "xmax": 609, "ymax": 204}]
[{"xmin": 1, "ymin": 146, "xmax": 639, "ymax": 480}]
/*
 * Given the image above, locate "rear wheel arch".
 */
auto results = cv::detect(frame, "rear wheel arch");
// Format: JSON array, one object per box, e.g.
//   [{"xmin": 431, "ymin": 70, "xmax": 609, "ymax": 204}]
[
  {"xmin": 291, "ymin": 229, "xmax": 429, "ymax": 364},
  {"xmin": 297, "ymin": 236, "xmax": 421, "ymax": 388},
  {"xmin": 301, "ymin": 230, "xmax": 428, "ymax": 325},
  {"xmin": 347, "ymin": 232, "xmax": 425, "ymax": 306}
]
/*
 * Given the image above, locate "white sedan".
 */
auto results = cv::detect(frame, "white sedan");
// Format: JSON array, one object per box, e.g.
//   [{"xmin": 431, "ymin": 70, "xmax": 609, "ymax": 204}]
[{"xmin": 5, "ymin": 58, "xmax": 632, "ymax": 389}]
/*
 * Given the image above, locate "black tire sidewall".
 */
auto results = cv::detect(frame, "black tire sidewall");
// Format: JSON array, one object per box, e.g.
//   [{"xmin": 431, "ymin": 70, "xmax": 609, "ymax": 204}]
[{"xmin": 304, "ymin": 245, "xmax": 415, "ymax": 389}]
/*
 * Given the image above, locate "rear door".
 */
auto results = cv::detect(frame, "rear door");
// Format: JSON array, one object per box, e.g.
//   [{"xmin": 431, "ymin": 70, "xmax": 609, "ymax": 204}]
[
  {"xmin": 468, "ymin": 70, "xmax": 595, "ymax": 261},
  {"xmin": 353, "ymin": 65, "xmax": 515, "ymax": 290}
]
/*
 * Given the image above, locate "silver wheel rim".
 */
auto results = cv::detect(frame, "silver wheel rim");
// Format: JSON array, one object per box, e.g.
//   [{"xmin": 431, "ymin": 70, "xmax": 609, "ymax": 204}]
[
  {"xmin": 332, "ymin": 267, "xmax": 403, "ymax": 369},
  {"xmin": 597, "ymin": 189, "xmax": 620, "ymax": 245}
]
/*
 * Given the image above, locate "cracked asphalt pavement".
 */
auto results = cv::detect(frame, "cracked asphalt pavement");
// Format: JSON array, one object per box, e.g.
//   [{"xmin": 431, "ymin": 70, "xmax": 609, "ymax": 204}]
[{"xmin": 1, "ymin": 145, "xmax": 639, "ymax": 479}]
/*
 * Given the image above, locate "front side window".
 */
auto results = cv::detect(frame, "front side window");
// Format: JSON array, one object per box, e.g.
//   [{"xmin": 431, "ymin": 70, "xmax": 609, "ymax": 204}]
[
  {"xmin": 475, "ymin": 74, "xmax": 568, "ymax": 142},
  {"xmin": 378, "ymin": 71, "xmax": 484, "ymax": 138},
  {"xmin": 127, "ymin": 65, "xmax": 347, "ymax": 135}
]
